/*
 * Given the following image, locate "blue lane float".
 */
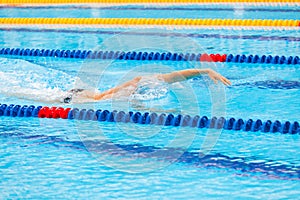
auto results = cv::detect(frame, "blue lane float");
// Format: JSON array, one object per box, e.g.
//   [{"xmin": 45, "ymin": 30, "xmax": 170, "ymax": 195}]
[
  {"xmin": 0, "ymin": 103, "xmax": 299, "ymax": 134},
  {"xmin": 0, "ymin": 47, "xmax": 299, "ymax": 65}
]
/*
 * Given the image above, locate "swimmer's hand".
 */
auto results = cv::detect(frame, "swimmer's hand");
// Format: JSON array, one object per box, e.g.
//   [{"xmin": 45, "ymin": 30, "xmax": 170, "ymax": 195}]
[
  {"xmin": 160, "ymin": 68, "xmax": 231, "ymax": 86},
  {"xmin": 206, "ymin": 69, "xmax": 231, "ymax": 86}
]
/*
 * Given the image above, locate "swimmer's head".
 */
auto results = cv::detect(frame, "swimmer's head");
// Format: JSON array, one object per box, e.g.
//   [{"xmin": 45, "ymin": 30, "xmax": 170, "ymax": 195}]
[
  {"xmin": 62, "ymin": 88, "xmax": 99, "ymax": 103},
  {"xmin": 62, "ymin": 88, "xmax": 85, "ymax": 104},
  {"xmin": 69, "ymin": 88, "xmax": 85, "ymax": 93}
]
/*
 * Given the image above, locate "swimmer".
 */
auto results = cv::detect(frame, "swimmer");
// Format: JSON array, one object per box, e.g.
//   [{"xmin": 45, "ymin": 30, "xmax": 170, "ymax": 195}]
[{"xmin": 63, "ymin": 68, "xmax": 231, "ymax": 103}]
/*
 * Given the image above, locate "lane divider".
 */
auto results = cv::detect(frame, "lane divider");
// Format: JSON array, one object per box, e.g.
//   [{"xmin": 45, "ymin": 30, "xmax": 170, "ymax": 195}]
[
  {"xmin": 0, "ymin": 18, "xmax": 299, "ymax": 28},
  {"xmin": 0, "ymin": 103, "xmax": 299, "ymax": 134},
  {"xmin": 1, "ymin": 47, "xmax": 299, "ymax": 65},
  {"xmin": 1, "ymin": 0, "xmax": 299, "ymax": 5}
]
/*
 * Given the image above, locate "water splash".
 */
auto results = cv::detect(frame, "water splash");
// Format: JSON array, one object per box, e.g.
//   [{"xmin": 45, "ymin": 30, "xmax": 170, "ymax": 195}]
[
  {"xmin": 130, "ymin": 76, "xmax": 169, "ymax": 101},
  {"xmin": 0, "ymin": 57, "xmax": 76, "ymax": 102}
]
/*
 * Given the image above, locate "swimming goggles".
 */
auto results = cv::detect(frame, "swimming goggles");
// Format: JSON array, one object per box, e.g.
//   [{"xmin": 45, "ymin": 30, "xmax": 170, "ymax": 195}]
[{"xmin": 63, "ymin": 89, "xmax": 85, "ymax": 103}]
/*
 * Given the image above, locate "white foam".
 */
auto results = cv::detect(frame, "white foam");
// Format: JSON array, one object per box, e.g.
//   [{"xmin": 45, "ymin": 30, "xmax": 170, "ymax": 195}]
[{"xmin": 0, "ymin": 57, "xmax": 76, "ymax": 103}]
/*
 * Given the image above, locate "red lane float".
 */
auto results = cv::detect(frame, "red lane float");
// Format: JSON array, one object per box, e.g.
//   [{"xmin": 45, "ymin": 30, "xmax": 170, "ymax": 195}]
[
  {"xmin": 38, "ymin": 106, "xmax": 71, "ymax": 119},
  {"xmin": 200, "ymin": 53, "xmax": 227, "ymax": 62}
]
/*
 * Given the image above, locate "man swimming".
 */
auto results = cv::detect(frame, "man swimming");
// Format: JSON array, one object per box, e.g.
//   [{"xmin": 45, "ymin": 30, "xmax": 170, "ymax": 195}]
[{"xmin": 62, "ymin": 68, "xmax": 231, "ymax": 103}]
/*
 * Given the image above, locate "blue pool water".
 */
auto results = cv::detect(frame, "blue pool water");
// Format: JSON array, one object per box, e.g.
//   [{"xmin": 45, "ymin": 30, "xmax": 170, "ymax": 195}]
[
  {"xmin": 0, "ymin": 4, "xmax": 300, "ymax": 199},
  {"xmin": 0, "ymin": 5, "xmax": 299, "ymax": 19}
]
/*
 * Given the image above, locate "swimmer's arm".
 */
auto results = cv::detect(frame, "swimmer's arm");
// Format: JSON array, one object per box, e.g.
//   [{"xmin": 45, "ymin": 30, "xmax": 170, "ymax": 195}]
[
  {"xmin": 93, "ymin": 76, "xmax": 142, "ymax": 100},
  {"xmin": 159, "ymin": 68, "xmax": 231, "ymax": 86}
]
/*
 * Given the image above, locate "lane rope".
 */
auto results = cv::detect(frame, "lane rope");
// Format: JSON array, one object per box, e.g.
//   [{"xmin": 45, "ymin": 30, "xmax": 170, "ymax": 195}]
[
  {"xmin": 0, "ymin": 18, "xmax": 299, "ymax": 29},
  {"xmin": 1, "ymin": 47, "xmax": 299, "ymax": 65},
  {"xmin": 0, "ymin": 103, "xmax": 299, "ymax": 134}
]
